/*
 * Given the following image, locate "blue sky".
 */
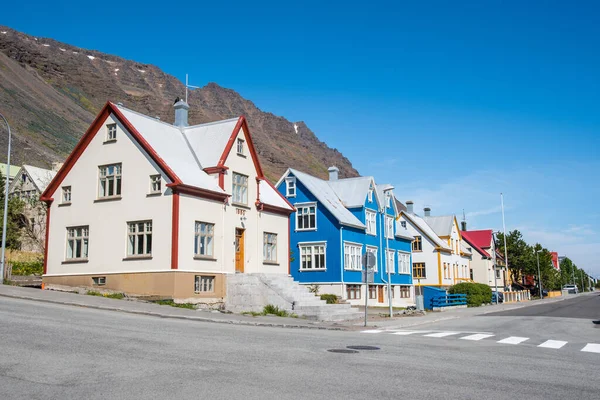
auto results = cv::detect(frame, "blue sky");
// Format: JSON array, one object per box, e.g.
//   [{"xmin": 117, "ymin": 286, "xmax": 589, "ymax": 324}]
[{"xmin": 2, "ymin": 1, "xmax": 599, "ymax": 277}]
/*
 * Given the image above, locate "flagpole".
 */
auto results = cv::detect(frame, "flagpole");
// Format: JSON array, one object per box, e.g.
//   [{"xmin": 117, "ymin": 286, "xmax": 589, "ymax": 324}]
[{"xmin": 501, "ymin": 193, "xmax": 510, "ymax": 291}]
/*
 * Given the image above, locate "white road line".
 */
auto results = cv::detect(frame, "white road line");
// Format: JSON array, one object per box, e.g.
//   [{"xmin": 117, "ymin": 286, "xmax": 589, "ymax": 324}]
[
  {"xmin": 361, "ymin": 330, "xmax": 383, "ymax": 334},
  {"xmin": 497, "ymin": 336, "xmax": 529, "ymax": 345},
  {"xmin": 390, "ymin": 330, "xmax": 433, "ymax": 336},
  {"xmin": 424, "ymin": 331, "xmax": 461, "ymax": 338},
  {"xmin": 581, "ymin": 343, "xmax": 600, "ymax": 353},
  {"xmin": 460, "ymin": 334, "xmax": 495, "ymax": 341},
  {"xmin": 538, "ymin": 340, "xmax": 568, "ymax": 349}
]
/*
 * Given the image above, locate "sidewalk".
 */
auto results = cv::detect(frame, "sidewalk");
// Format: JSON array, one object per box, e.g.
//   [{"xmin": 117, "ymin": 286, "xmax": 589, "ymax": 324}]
[{"xmin": 0, "ymin": 285, "xmax": 347, "ymax": 331}]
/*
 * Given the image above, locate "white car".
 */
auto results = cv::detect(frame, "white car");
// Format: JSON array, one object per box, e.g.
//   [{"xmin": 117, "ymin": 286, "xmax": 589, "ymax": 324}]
[{"xmin": 562, "ymin": 284, "xmax": 578, "ymax": 294}]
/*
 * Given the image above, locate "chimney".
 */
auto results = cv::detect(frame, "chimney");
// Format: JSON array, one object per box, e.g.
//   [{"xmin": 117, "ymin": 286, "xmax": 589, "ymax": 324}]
[
  {"xmin": 406, "ymin": 200, "xmax": 414, "ymax": 214},
  {"xmin": 424, "ymin": 207, "xmax": 431, "ymax": 217},
  {"xmin": 173, "ymin": 97, "xmax": 189, "ymax": 127},
  {"xmin": 328, "ymin": 166, "xmax": 339, "ymax": 181},
  {"xmin": 461, "ymin": 221, "xmax": 467, "ymax": 231}
]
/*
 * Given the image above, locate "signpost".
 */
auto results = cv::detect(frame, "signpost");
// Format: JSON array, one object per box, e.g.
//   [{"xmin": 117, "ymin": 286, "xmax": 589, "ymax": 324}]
[{"xmin": 362, "ymin": 252, "xmax": 376, "ymax": 327}]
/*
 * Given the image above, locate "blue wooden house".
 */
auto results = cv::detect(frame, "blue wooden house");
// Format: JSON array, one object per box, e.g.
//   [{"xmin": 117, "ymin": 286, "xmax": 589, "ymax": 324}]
[{"xmin": 275, "ymin": 167, "xmax": 414, "ymax": 306}]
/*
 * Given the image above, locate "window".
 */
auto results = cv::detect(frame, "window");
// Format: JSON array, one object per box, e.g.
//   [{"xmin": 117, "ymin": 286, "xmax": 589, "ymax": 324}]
[
  {"xmin": 385, "ymin": 216, "xmax": 394, "ymax": 238},
  {"xmin": 366, "ymin": 246, "xmax": 378, "ymax": 272},
  {"xmin": 368, "ymin": 285, "xmax": 377, "ymax": 299},
  {"xmin": 99, "ymin": 164, "xmax": 122, "ymax": 198},
  {"xmin": 368, "ymin": 188, "xmax": 373, "ymax": 202},
  {"xmin": 195, "ymin": 275, "xmax": 215, "ymax": 293},
  {"xmin": 263, "ymin": 232, "xmax": 277, "ymax": 263},
  {"xmin": 285, "ymin": 177, "xmax": 296, "ymax": 197},
  {"xmin": 386, "ymin": 249, "xmax": 395, "ymax": 274},
  {"xmin": 413, "ymin": 262, "xmax": 426, "ymax": 279},
  {"xmin": 400, "ymin": 286, "xmax": 411, "ymax": 298},
  {"xmin": 398, "ymin": 252, "xmax": 410, "ymax": 274},
  {"xmin": 194, "ymin": 222, "xmax": 214, "ymax": 257},
  {"xmin": 62, "ymin": 186, "xmax": 71, "ymax": 203},
  {"xmin": 66, "ymin": 226, "xmax": 89, "ymax": 260},
  {"xmin": 443, "ymin": 263, "xmax": 448, "ymax": 279},
  {"xmin": 385, "ymin": 193, "xmax": 391, "ymax": 208},
  {"xmin": 470, "ymin": 268, "xmax": 474, "ymax": 280},
  {"xmin": 365, "ymin": 210, "xmax": 377, "ymax": 235},
  {"xmin": 22, "ymin": 174, "xmax": 27, "ymax": 183},
  {"xmin": 496, "ymin": 268, "xmax": 501, "ymax": 279},
  {"xmin": 150, "ymin": 175, "xmax": 161, "ymax": 194},
  {"xmin": 232, "ymin": 173, "xmax": 248, "ymax": 205},
  {"xmin": 401, "ymin": 221, "xmax": 407, "ymax": 228},
  {"xmin": 236, "ymin": 138, "xmax": 245, "ymax": 155},
  {"xmin": 106, "ymin": 123, "xmax": 117, "ymax": 141},
  {"xmin": 127, "ymin": 221, "xmax": 152, "ymax": 256},
  {"xmin": 412, "ymin": 236, "xmax": 422, "ymax": 251},
  {"xmin": 92, "ymin": 276, "xmax": 106, "ymax": 286},
  {"xmin": 296, "ymin": 203, "xmax": 316, "ymax": 230},
  {"xmin": 299, "ymin": 243, "xmax": 326, "ymax": 270},
  {"xmin": 346, "ymin": 284, "xmax": 361, "ymax": 300},
  {"xmin": 344, "ymin": 243, "xmax": 362, "ymax": 270}
]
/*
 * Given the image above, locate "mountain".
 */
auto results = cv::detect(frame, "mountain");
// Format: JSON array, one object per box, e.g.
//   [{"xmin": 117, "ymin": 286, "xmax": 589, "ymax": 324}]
[{"xmin": 0, "ymin": 26, "xmax": 359, "ymax": 182}]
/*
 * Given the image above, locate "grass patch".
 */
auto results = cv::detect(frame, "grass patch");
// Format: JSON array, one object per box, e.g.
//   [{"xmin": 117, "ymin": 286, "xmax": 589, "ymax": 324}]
[
  {"xmin": 154, "ymin": 299, "xmax": 197, "ymax": 309},
  {"xmin": 103, "ymin": 293, "xmax": 125, "ymax": 299},
  {"xmin": 86, "ymin": 290, "xmax": 103, "ymax": 296},
  {"xmin": 241, "ymin": 311, "xmax": 263, "ymax": 317},
  {"xmin": 241, "ymin": 304, "xmax": 297, "ymax": 318}
]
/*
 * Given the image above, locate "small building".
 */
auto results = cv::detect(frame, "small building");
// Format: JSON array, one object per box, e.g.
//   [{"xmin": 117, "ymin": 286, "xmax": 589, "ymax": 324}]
[
  {"xmin": 275, "ymin": 168, "xmax": 414, "ymax": 307},
  {"xmin": 40, "ymin": 100, "xmax": 293, "ymax": 304},
  {"xmin": 461, "ymin": 229, "xmax": 507, "ymax": 291},
  {"xmin": 0, "ymin": 163, "xmax": 20, "ymax": 185}
]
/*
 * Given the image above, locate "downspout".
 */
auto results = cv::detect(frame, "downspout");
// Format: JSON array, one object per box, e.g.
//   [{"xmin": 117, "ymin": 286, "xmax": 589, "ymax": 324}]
[{"xmin": 340, "ymin": 225, "xmax": 344, "ymax": 299}]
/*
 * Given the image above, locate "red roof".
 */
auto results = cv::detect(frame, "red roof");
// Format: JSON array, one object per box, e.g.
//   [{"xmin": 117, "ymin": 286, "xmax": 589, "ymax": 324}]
[{"xmin": 461, "ymin": 230, "xmax": 493, "ymax": 258}]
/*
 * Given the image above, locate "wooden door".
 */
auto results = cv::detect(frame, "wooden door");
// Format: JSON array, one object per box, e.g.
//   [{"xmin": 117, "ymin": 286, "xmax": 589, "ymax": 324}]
[
  {"xmin": 377, "ymin": 286, "xmax": 384, "ymax": 303},
  {"xmin": 235, "ymin": 228, "xmax": 245, "ymax": 273}
]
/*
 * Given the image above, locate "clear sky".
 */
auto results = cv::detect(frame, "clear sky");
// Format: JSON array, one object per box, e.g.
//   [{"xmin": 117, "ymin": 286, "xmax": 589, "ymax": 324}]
[{"xmin": 2, "ymin": 1, "xmax": 599, "ymax": 278}]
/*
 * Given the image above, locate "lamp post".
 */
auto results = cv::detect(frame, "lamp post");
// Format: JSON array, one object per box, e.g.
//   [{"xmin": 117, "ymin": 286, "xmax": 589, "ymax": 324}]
[
  {"xmin": 0, "ymin": 113, "xmax": 12, "ymax": 285},
  {"xmin": 535, "ymin": 249, "xmax": 542, "ymax": 299},
  {"xmin": 491, "ymin": 233, "xmax": 499, "ymax": 304}
]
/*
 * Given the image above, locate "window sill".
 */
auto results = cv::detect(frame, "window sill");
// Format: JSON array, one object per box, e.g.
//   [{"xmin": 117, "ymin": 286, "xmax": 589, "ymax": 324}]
[
  {"xmin": 194, "ymin": 291, "xmax": 216, "ymax": 295},
  {"xmin": 62, "ymin": 259, "xmax": 89, "ymax": 265},
  {"xmin": 295, "ymin": 228, "xmax": 317, "ymax": 232},
  {"xmin": 58, "ymin": 202, "xmax": 72, "ymax": 207},
  {"xmin": 194, "ymin": 256, "xmax": 217, "ymax": 262},
  {"xmin": 232, "ymin": 203, "xmax": 251, "ymax": 210},
  {"xmin": 412, "ymin": 250, "xmax": 423, "ymax": 253},
  {"xmin": 122, "ymin": 256, "xmax": 153, "ymax": 261},
  {"xmin": 366, "ymin": 232, "xmax": 377, "ymax": 236},
  {"xmin": 146, "ymin": 192, "xmax": 162, "ymax": 197},
  {"xmin": 300, "ymin": 268, "xmax": 326, "ymax": 272},
  {"xmin": 94, "ymin": 196, "xmax": 122, "ymax": 203},
  {"xmin": 286, "ymin": 194, "xmax": 296, "ymax": 198},
  {"xmin": 103, "ymin": 139, "xmax": 117, "ymax": 144},
  {"xmin": 263, "ymin": 261, "xmax": 279, "ymax": 266},
  {"xmin": 236, "ymin": 153, "xmax": 247, "ymax": 158}
]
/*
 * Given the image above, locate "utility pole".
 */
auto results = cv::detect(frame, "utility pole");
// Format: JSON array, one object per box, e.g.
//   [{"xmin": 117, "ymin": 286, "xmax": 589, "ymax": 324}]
[
  {"xmin": 580, "ymin": 270, "xmax": 585, "ymax": 293},
  {"xmin": 0, "ymin": 113, "xmax": 12, "ymax": 285},
  {"xmin": 492, "ymin": 234, "xmax": 499, "ymax": 304},
  {"xmin": 535, "ymin": 249, "xmax": 542, "ymax": 299},
  {"xmin": 501, "ymin": 193, "xmax": 510, "ymax": 291}
]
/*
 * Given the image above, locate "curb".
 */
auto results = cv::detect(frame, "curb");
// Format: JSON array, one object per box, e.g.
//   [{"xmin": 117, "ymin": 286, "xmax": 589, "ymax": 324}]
[{"xmin": 0, "ymin": 293, "xmax": 347, "ymax": 331}]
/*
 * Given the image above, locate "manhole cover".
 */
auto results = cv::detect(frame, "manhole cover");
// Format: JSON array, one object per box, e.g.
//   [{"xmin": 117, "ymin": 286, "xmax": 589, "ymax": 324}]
[
  {"xmin": 328, "ymin": 349, "xmax": 359, "ymax": 354},
  {"xmin": 347, "ymin": 345, "xmax": 380, "ymax": 351}
]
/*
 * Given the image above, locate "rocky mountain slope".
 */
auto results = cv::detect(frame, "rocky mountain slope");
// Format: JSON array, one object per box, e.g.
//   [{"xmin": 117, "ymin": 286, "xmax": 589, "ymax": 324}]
[{"xmin": 0, "ymin": 26, "xmax": 358, "ymax": 182}]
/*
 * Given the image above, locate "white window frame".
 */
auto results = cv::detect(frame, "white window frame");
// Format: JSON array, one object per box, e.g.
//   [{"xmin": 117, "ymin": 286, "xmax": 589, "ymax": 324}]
[
  {"xmin": 344, "ymin": 242, "xmax": 362, "ymax": 271},
  {"xmin": 236, "ymin": 138, "xmax": 245, "ymax": 155},
  {"xmin": 365, "ymin": 209, "xmax": 377, "ymax": 236},
  {"xmin": 62, "ymin": 186, "xmax": 71, "ymax": 204},
  {"xmin": 263, "ymin": 232, "xmax": 278, "ymax": 263},
  {"xmin": 298, "ymin": 242, "xmax": 326, "ymax": 271},
  {"xmin": 397, "ymin": 251, "xmax": 410, "ymax": 274},
  {"xmin": 106, "ymin": 123, "xmax": 117, "ymax": 141},
  {"xmin": 368, "ymin": 188, "xmax": 373, "ymax": 202},
  {"xmin": 386, "ymin": 249, "xmax": 395, "ymax": 274},
  {"xmin": 285, "ymin": 177, "xmax": 296, "ymax": 198},
  {"xmin": 127, "ymin": 220, "xmax": 152, "ymax": 257},
  {"xmin": 195, "ymin": 275, "xmax": 215, "ymax": 293},
  {"xmin": 385, "ymin": 215, "xmax": 394, "ymax": 239},
  {"xmin": 194, "ymin": 221, "xmax": 215, "ymax": 258},
  {"xmin": 66, "ymin": 226, "xmax": 89, "ymax": 260},
  {"xmin": 295, "ymin": 202, "xmax": 317, "ymax": 231},
  {"xmin": 232, "ymin": 172, "xmax": 248, "ymax": 205},
  {"xmin": 98, "ymin": 163, "xmax": 122, "ymax": 199},
  {"xmin": 149, "ymin": 175, "xmax": 162, "ymax": 194},
  {"xmin": 366, "ymin": 246, "xmax": 378, "ymax": 272}
]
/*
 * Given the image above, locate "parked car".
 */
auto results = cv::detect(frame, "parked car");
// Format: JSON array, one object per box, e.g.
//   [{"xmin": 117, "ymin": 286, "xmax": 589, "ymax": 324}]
[
  {"xmin": 530, "ymin": 287, "xmax": 549, "ymax": 298},
  {"xmin": 492, "ymin": 291, "xmax": 504, "ymax": 303},
  {"xmin": 562, "ymin": 284, "xmax": 578, "ymax": 294}
]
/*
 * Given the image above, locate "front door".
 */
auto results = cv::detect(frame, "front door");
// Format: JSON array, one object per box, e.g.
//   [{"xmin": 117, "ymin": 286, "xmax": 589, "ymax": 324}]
[
  {"xmin": 377, "ymin": 286, "xmax": 384, "ymax": 303},
  {"xmin": 235, "ymin": 228, "xmax": 245, "ymax": 273}
]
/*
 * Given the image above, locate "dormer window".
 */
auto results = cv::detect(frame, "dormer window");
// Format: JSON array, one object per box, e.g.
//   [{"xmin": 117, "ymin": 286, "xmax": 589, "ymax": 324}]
[
  {"xmin": 236, "ymin": 138, "xmax": 245, "ymax": 156},
  {"xmin": 401, "ymin": 221, "xmax": 406, "ymax": 228},
  {"xmin": 22, "ymin": 174, "xmax": 27, "ymax": 183},
  {"xmin": 368, "ymin": 188, "xmax": 373, "ymax": 202},
  {"xmin": 106, "ymin": 123, "xmax": 117, "ymax": 141},
  {"xmin": 285, "ymin": 177, "xmax": 296, "ymax": 197}
]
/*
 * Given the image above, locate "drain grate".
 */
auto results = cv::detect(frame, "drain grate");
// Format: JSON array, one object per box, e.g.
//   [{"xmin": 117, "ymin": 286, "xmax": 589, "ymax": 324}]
[
  {"xmin": 328, "ymin": 349, "xmax": 359, "ymax": 354},
  {"xmin": 347, "ymin": 345, "xmax": 380, "ymax": 351}
]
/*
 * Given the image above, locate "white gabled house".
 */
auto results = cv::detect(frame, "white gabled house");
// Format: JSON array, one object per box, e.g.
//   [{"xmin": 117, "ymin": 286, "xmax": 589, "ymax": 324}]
[{"xmin": 40, "ymin": 99, "xmax": 294, "ymax": 304}]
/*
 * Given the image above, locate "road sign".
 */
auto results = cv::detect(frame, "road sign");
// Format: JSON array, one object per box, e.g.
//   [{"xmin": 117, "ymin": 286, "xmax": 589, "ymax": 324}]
[
  {"xmin": 362, "ymin": 269, "xmax": 374, "ymax": 284},
  {"xmin": 362, "ymin": 252, "xmax": 376, "ymax": 269}
]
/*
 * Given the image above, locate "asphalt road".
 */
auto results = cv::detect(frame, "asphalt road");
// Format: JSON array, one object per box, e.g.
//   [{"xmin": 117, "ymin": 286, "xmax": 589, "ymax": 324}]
[
  {"xmin": 0, "ymin": 296, "xmax": 598, "ymax": 400},
  {"xmin": 486, "ymin": 292, "xmax": 600, "ymax": 319}
]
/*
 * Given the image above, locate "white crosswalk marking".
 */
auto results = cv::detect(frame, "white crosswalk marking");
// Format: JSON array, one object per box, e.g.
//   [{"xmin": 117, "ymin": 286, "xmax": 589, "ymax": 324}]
[
  {"xmin": 581, "ymin": 343, "xmax": 600, "ymax": 353},
  {"xmin": 361, "ymin": 330, "xmax": 383, "ymax": 334},
  {"xmin": 460, "ymin": 334, "xmax": 495, "ymax": 341},
  {"xmin": 538, "ymin": 340, "xmax": 568, "ymax": 349},
  {"xmin": 424, "ymin": 331, "xmax": 461, "ymax": 338},
  {"xmin": 497, "ymin": 336, "xmax": 529, "ymax": 345},
  {"xmin": 390, "ymin": 330, "xmax": 432, "ymax": 336}
]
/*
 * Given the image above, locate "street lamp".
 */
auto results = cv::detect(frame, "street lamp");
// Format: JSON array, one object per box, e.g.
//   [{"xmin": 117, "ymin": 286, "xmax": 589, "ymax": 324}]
[
  {"xmin": 0, "ymin": 113, "xmax": 12, "ymax": 285},
  {"xmin": 491, "ymin": 232, "xmax": 499, "ymax": 304},
  {"xmin": 535, "ymin": 249, "xmax": 542, "ymax": 299}
]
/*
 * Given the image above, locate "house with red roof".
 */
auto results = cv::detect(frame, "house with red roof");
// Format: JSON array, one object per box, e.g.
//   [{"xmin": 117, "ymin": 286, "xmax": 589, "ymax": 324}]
[{"xmin": 461, "ymin": 228, "xmax": 507, "ymax": 292}]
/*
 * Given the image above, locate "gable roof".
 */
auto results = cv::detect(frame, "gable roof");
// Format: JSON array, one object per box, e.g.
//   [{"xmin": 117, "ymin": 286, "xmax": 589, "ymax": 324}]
[
  {"xmin": 400, "ymin": 211, "xmax": 451, "ymax": 251},
  {"xmin": 328, "ymin": 176, "xmax": 376, "ymax": 208},
  {"xmin": 462, "ymin": 230, "xmax": 493, "ymax": 249},
  {"xmin": 10, "ymin": 165, "xmax": 57, "ymax": 193},
  {"xmin": 461, "ymin": 231, "xmax": 490, "ymax": 258},
  {"xmin": 0, "ymin": 163, "xmax": 20, "ymax": 180},
  {"xmin": 423, "ymin": 215, "xmax": 455, "ymax": 237}
]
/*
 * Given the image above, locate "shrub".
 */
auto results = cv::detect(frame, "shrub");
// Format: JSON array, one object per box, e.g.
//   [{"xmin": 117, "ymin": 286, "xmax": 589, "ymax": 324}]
[
  {"xmin": 448, "ymin": 282, "xmax": 492, "ymax": 307},
  {"xmin": 307, "ymin": 284, "xmax": 320, "ymax": 295},
  {"xmin": 10, "ymin": 260, "xmax": 43, "ymax": 276},
  {"xmin": 320, "ymin": 294, "xmax": 338, "ymax": 304},
  {"xmin": 262, "ymin": 304, "xmax": 289, "ymax": 317}
]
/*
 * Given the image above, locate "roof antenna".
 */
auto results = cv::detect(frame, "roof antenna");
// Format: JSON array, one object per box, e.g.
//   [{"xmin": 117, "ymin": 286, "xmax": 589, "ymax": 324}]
[
  {"xmin": 462, "ymin": 209, "xmax": 466, "ymax": 221},
  {"xmin": 185, "ymin": 74, "xmax": 200, "ymax": 103}
]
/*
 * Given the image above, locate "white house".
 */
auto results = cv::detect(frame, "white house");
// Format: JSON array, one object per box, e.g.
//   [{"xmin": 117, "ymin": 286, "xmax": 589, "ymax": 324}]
[
  {"xmin": 40, "ymin": 99, "xmax": 293, "ymax": 304},
  {"xmin": 395, "ymin": 202, "xmax": 471, "ymax": 290},
  {"xmin": 461, "ymin": 228, "xmax": 507, "ymax": 291}
]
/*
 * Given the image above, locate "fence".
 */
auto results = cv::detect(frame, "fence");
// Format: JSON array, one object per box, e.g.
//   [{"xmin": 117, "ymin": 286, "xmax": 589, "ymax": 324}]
[
  {"xmin": 503, "ymin": 290, "xmax": 531, "ymax": 303},
  {"xmin": 431, "ymin": 294, "xmax": 467, "ymax": 309}
]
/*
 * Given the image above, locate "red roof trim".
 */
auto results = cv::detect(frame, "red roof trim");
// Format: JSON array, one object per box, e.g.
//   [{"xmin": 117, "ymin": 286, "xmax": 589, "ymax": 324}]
[
  {"xmin": 203, "ymin": 166, "xmax": 229, "ymax": 174},
  {"xmin": 461, "ymin": 231, "xmax": 491, "ymax": 258},
  {"xmin": 257, "ymin": 203, "xmax": 294, "ymax": 216},
  {"xmin": 167, "ymin": 183, "xmax": 228, "ymax": 202},
  {"xmin": 41, "ymin": 102, "xmax": 182, "ymax": 201},
  {"xmin": 259, "ymin": 177, "xmax": 295, "ymax": 210},
  {"xmin": 216, "ymin": 116, "xmax": 264, "ymax": 178}
]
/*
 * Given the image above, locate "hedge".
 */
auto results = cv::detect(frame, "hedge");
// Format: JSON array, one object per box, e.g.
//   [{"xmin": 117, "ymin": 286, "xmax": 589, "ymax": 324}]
[
  {"xmin": 448, "ymin": 282, "xmax": 492, "ymax": 307},
  {"xmin": 10, "ymin": 260, "xmax": 44, "ymax": 276},
  {"xmin": 320, "ymin": 294, "xmax": 338, "ymax": 304}
]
